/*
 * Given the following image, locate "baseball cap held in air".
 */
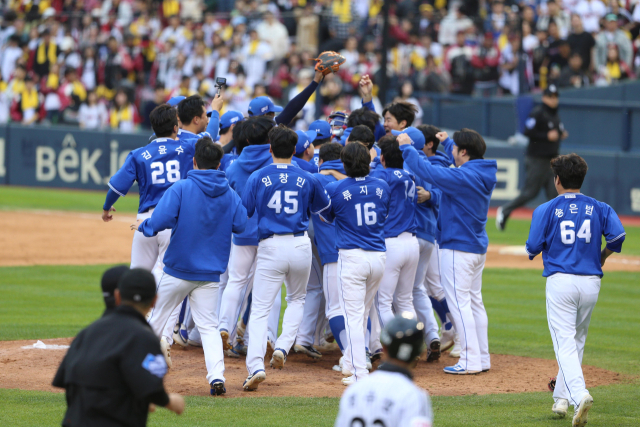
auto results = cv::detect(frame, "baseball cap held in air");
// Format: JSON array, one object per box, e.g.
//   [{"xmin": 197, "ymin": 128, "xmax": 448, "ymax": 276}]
[
  {"xmin": 248, "ymin": 96, "xmax": 283, "ymax": 116},
  {"xmin": 295, "ymin": 130, "xmax": 318, "ymax": 155},
  {"xmin": 220, "ymin": 110, "xmax": 245, "ymax": 129},
  {"xmin": 391, "ymin": 127, "xmax": 426, "ymax": 150}
]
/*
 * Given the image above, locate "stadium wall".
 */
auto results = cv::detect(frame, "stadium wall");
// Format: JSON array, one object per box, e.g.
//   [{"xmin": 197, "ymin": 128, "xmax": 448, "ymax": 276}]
[{"xmin": 1, "ymin": 124, "xmax": 640, "ymax": 216}]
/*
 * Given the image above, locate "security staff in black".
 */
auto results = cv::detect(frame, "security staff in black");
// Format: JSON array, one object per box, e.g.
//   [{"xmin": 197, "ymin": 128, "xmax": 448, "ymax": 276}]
[
  {"xmin": 53, "ymin": 268, "xmax": 185, "ymax": 427},
  {"xmin": 496, "ymin": 84, "xmax": 568, "ymax": 231}
]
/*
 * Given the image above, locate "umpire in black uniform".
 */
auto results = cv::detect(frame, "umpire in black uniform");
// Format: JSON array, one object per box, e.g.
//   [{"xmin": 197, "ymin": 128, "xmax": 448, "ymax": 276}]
[
  {"xmin": 496, "ymin": 84, "xmax": 568, "ymax": 230},
  {"xmin": 53, "ymin": 268, "xmax": 185, "ymax": 427}
]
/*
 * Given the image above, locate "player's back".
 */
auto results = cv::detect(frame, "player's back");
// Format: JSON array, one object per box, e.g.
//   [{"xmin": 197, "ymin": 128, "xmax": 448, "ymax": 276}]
[
  {"xmin": 312, "ymin": 172, "xmax": 339, "ymax": 264},
  {"xmin": 243, "ymin": 164, "xmax": 331, "ymax": 239},
  {"xmin": 526, "ymin": 193, "xmax": 626, "ymax": 277},
  {"xmin": 370, "ymin": 168, "xmax": 417, "ymax": 238},
  {"xmin": 335, "ymin": 369, "xmax": 432, "ymax": 427},
  {"xmin": 110, "ymin": 137, "xmax": 195, "ymax": 213},
  {"xmin": 326, "ymin": 176, "xmax": 390, "ymax": 252}
]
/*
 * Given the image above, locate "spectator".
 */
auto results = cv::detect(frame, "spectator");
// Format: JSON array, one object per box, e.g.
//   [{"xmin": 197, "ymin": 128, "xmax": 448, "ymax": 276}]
[
  {"xmin": 15, "ymin": 75, "xmax": 41, "ymax": 125},
  {"xmin": 415, "ymin": 55, "xmax": 450, "ymax": 93},
  {"xmin": 445, "ymin": 31, "xmax": 474, "ymax": 95},
  {"xmin": 537, "ymin": 0, "xmax": 571, "ymax": 39},
  {"xmin": 595, "ymin": 14, "xmax": 633, "ymax": 70},
  {"xmin": 439, "ymin": 8, "xmax": 473, "ymax": 46},
  {"xmin": 31, "ymin": 28, "xmax": 58, "ymax": 78},
  {"xmin": 486, "ymin": 0, "xmax": 507, "ymax": 33},
  {"xmin": 471, "ymin": 32, "xmax": 501, "ymax": 97},
  {"xmin": 597, "ymin": 44, "xmax": 634, "ymax": 85},
  {"xmin": 1, "ymin": 34, "xmax": 22, "ymax": 83},
  {"xmin": 568, "ymin": 14, "xmax": 596, "ymax": 71},
  {"xmin": 79, "ymin": 90, "xmax": 109, "ymax": 130},
  {"xmin": 575, "ymin": 0, "xmax": 607, "ymax": 34},
  {"xmin": 41, "ymin": 63, "xmax": 61, "ymax": 124},
  {"xmin": 240, "ymin": 29, "xmax": 273, "ymax": 89},
  {"xmin": 556, "ymin": 52, "xmax": 590, "ymax": 87},
  {"xmin": 522, "ymin": 21, "xmax": 539, "ymax": 52},
  {"xmin": 59, "ymin": 67, "xmax": 87, "ymax": 115},
  {"xmin": 110, "ymin": 89, "xmax": 139, "ymax": 132},
  {"xmin": 396, "ymin": 82, "xmax": 423, "ymax": 126},
  {"xmin": 340, "ymin": 36, "xmax": 360, "ymax": 74},
  {"xmin": 256, "ymin": 11, "xmax": 290, "ymax": 60}
]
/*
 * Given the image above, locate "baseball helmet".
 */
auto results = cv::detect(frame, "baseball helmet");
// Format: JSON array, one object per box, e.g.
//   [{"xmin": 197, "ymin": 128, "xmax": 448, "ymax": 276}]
[
  {"xmin": 328, "ymin": 111, "xmax": 349, "ymax": 138},
  {"xmin": 380, "ymin": 312, "xmax": 425, "ymax": 363}
]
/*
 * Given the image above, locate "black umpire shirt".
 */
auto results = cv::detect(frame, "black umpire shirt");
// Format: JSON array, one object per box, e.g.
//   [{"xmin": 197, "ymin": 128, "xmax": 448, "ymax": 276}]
[
  {"xmin": 52, "ymin": 305, "xmax": 170, "ymax": 427},
  {"xmin": 524, "ymin": 103, "xmax": 565, "ymax": 159}
]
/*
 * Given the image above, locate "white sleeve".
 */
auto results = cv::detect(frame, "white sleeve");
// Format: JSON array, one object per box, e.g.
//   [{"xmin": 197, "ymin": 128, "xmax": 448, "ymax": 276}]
[
  {"xmin": 334, "ymin": 390, "xmax": 354, "ymax": 427},
  {"xmin": 397, "ymin": 389, "xmax": 433, "ymax": 427}
]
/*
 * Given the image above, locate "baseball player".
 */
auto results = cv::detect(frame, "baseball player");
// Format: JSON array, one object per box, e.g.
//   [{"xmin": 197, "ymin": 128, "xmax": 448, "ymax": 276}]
[
  {"xmin": 373, "ymin": 129, "xmax": 442, "ymax": 361},
  {"xmin": 135, "ymin": 137, "xmax": 247, "ymax": 395},
  {"xmin": 292, "ymin": 129, "xmax": 320, "ymax": 173},
  {"xmin": 334, "ymin": 312, "xmax": 433, "ymax": 427},
  {"xmin": 525, "ymin": 154, "xmax": 625, "ymax": 426},
  {"xmin": 328, "ymin": 111, "xmax": 349, "ymax": 143},
  {"xmin": 398, "ymin": 128, "xmax": 497, "ymax": 375},
  {"xmin": 325, "ymin": 142, "xmax": 390, "ymax": 385},
  {"xmin": 102, "ymin": 105, "xmax": 193, "ymax": 285},
  {"xmin": 308, "ymin": 120, "xmax": 333, "ymax": 167},
  {"xmin": 241, "ymin": 126, "xmax": 332, "ymax": 391},
  {"xmin": 217, "ymin": 110, "xmax": 245, "ymax": 171}
]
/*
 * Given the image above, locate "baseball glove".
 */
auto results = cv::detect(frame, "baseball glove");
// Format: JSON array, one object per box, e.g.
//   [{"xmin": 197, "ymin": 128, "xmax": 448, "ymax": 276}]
[
  {"xmin": 548, "ymin": 377, "xmax": 556, "ymax": 392},
  {"xmin": 314, "ymin": 51, "xmax": 346, "ymax": 76}
]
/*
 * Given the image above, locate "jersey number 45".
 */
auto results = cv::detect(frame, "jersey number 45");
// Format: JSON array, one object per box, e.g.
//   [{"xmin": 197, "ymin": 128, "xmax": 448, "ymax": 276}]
[{"xmin": 268, "ymin": 190, "xmax": 299, "ymax": 214}]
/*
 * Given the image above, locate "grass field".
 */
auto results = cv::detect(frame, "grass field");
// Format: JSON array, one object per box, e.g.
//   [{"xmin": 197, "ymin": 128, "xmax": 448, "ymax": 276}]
[{"xmin": 1, "ymin": 186, "xmax": 639, "ymax": 426}]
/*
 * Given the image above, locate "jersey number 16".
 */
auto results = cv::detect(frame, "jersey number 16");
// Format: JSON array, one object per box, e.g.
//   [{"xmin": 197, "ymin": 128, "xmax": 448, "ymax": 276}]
[{"xmin": 560, "ymin": 219, "xmax": 591, "ymax": 245}]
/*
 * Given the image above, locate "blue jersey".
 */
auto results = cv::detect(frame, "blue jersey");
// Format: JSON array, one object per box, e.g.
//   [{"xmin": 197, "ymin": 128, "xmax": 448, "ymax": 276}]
[
  {"xmin": 525, "ymin": 193, "xmax": 626, "ymax": 277},
  {"xmin": 312, "ymin": 149, "xmax": 320, "ymax": 168},
  {"xmin": 242, "ymin": 163, "xmax": 333, "ymax": 240},
  {"xmin": 370, "ymin": 168, "xmax": 417, "ymax": 237},
  {"xmin": 326, "ymin": 176, "xmax": 391, "ymax": 252},
  {"xmin": 220, "ymin": 146, "xmax": 238, "ymax": 172},
  {"xmin": 108, "ymin": 137, "xmax": 195, "ymax": 213},
  {"xmin": 177, "ymin": 129, "xmax": 212, "ymax": 149},
  {"xmin": 311, "ymin": 160, "xmax": 346, "ymax": 265},
  {"xmin": 293, "ymin": 157, "xmax": 319, "ymax": 174}
]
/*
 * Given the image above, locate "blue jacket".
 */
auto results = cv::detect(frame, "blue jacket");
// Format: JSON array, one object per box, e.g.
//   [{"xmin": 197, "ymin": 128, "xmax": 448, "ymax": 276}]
[
  {"xmin": 139, "ymin": 169, "xmax": 247, "ymax": 281},
  {"xmin": 225, "ymin": 144, "xmax": 273, "ymax": 246},
  {"xmin": 292, "ymin": 156, "xmax": 318, "ymax": 173},
  {"xmin": 401, "ymin": 145, "xmax": 497, "ymax": 254},
  {"xmin": 311, "ymin": 160, "xmax": 346, "ymax": 264}
]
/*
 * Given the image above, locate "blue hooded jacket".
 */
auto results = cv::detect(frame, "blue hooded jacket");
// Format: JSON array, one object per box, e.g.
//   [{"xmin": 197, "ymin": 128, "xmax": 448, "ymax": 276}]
[
  {"xmin": 400, "ymin": 145, "xmax": 497, "ymax": 254},
  {"xmin": 311, "ymin": 160, "xmax": 345, "ymax": 265},
  {"xmin": 225, "ymin": 144, "xmax": 273, "ymax": 246},
  {"xmin": 139, "ymin": 169, "xmax": 247, "ymax": 281}
]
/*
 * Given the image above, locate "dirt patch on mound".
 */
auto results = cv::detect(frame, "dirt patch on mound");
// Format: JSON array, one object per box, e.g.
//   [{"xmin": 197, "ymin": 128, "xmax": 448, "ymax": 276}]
[
  {"xmin": 1, "ymin": 210, "xmax": 639, "ymax": 272},
  {"xmin": 0, "ymin": 338, "xmax": 621, "ymax": 398}
]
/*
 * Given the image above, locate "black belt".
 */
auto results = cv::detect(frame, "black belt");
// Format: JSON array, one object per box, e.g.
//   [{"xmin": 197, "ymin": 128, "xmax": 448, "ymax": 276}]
[{"xmin": 261, "ymin": 232, "xmax": 306, "ymax": 241}]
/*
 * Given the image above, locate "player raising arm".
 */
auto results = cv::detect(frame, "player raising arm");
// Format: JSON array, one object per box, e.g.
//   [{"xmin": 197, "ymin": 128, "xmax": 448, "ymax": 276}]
[
  {"xmin": 325, "ymin": 142, "xmax": 391, "ymax": 386},
  {"xmin": 398, "ymin": 128, "xmax": 497, "ymax": 375},
  {"xmin": 525, "ymin": 154, "xmax": 625, "ymax": 427},
  {"xmin": 241, "ymin": 126, "xmax": 332, "ymax": 391},
  {"xmin": 103, "ymin": 105, "xmax": 194, "ymax": 282}
]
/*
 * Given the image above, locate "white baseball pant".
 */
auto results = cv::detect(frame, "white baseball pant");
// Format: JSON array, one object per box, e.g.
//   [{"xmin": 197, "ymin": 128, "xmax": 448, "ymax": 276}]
[
  {"xmin": 440, "ymin": 249, "xmax": 490, "ymax": 372},
  {"xmin": 218, "ymin": 243, "xmax": 257, "ymax": 335},
  {"xmin": 130, "ymin": 208, "xmax": 170, "ymax": 285},
  {"xmin": 246, "ymin": 234, "xmax": 312, "ymax": 374},
  {"xmin": 295, "ymin": 255, "xmax": 323, "ymax": 347},
  {"xmin": 546, "ymin": 273, "xmax": 599, "ymax": 407},
  {"xmin": 375, "ymin": 233, "xmax": 419, "ymax": 328},
  {"xmin": 338, "ymin": 249, "xmax": 386, "ymax": 381},
  {"xmin": 413, "ymin": 238, "xmax": 442, "ymax": 343},
  {"xmin": 323, "ymin": 262, "xmax": 341, "ymax": 320},
  {"xmin": 148, "ymin": 273, "xmax": 225, "ymax": 383},
  {"xmin": 424, "ymin": 241, "xmax": 445, "ymax": 301},
  {"xmin": 185, "ymin": 268, "xmax": 229, "ymax": 345}
]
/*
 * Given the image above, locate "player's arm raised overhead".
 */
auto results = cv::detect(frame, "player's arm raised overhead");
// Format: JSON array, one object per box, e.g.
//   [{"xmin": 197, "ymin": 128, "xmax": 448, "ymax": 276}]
[
  {"xmin": 435, "ymin": 131, "xmax": 456, "ymax": 166},
  {"xmin": 137, "ymin": 184, "xmax": 183, "ymax": 237},
  {"xmin": 203, "ymin": 94, "xmax": 224, "ymax": 140},
  {"xmin": 359, "ymin": 74, "xmax": 386, "ymax": 141},
  {"xmin": 275, "ymin": 70, "xmax": 324, "ymax": 126},
  {"xmin": 102, "ymin": 152, "xmax": 137, "ymax": 222}
]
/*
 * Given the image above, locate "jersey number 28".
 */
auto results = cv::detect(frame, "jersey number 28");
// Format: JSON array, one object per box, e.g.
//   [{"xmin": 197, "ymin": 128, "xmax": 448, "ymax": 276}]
[
  {"xmin": 151, "ymin": 160, "xmax": 180, "ymax": 184},
  {"xmin": 560, "ymin": 219, "xmax": 591, "ymax": 244}
]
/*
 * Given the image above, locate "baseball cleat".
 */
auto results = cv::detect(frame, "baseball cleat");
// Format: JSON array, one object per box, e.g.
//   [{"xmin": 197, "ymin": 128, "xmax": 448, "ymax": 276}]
[
  {"xmin": 210, "ymin": 379, "xmax": 226, "ymax": 396},
  {"xmin": 243, "ymin": 370, "xmax": 266, "ymax": 391},
  {"xmin": 443, "ymin": 364, "xmax": 480, "ymax": 375},
  {"xmin": 270, "ymin": 348, "xmax": 287, "ymax": 369},
  {"xmin": 440, "ymin": 323, "xmax": 455, "ymax": 352},
  {"xmin": 572, "ymin": 394, "xmax": 593, "ymax": 427},
  {"xmin": 324, "ymin": 331, "xmax": 335, "ymax": 343},
  {"xmin": 449, "ymin": 334, "xmax": 461, "ymax": 358},
  {"xmin": 496, "ymin": 206, "xmax": 506, "ymax": 231},
  {"xmin": 173, "ymin": 323, "xmax": 189, "ymax": 348},
  {"xmin": 427, "ymin": 338, "xmax": 441, "ymax": 362},
  {"xmin": 187, "ymin": 339, "xmax": 202, "ymax": 347},
  {"xmin": 370, "ymin": 348, "xmax": 383, "ymax": 363},
  {"xmin": 160, "ymin": 336, "xmax": 173, "ymax": 369},
  {"xmin": 220, "ymin": 329, "xmax": 232, "ymax": 351},
  {"xmin": 294, "ymin": 344, "xmax": 322, "ymax": 359},
  {"xmin": 314, "ymin": 338, "xmax": 338, "ymax": 353},
  {"xmin": 365, "ymin": 351, "xmax": 372, "ymax": 370},
  {"xmin": 236, "ymin": 318, "xmax": 247, "ymax": 338},
  {"xmin": 224, "ymin": 348, "xmax": 240, "ymax": 358},
  {"xmin": 342, "ymin": 375, "xmax": 356, "ymax": 386},
  {"xmin": 234, "ymin": 342, "xmax": 247, "ymax": 356},
  {"xmin": 552, "ymin": 398, "xmax": 569, "ymax": 417}
]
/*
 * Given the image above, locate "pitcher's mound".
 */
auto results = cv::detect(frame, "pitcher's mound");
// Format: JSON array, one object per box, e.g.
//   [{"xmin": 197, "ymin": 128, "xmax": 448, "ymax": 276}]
[{"xmin": 0, "ymin": 338, "xmax": 621, "ymax": 398}]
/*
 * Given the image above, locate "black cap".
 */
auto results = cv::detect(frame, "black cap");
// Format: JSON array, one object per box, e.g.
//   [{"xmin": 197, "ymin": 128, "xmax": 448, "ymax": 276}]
[
  {"xmin": 101, "ymin": 265, "xmax": 129, "ymax": 309},
  {"xmin": 380, "ymin": 312, "xmax": 425, "ymax": 363},
  {"xmin": 543, "ymin": 84, "xmax": 559, "ymax": 97},
  {"xmin": 118, "ymin": 268, "xmax": 157, "ymax": 303}
]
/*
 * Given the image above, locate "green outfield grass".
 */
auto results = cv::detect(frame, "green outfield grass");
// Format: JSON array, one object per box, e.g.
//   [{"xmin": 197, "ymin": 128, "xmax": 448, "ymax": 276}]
[{"xmin": 1, "ymin": 265, "xmax": 639, "ymax": 426}]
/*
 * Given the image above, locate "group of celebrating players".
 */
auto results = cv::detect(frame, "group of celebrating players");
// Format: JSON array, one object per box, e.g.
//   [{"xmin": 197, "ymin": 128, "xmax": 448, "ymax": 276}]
[{"xmin": 101, "ymin": 67, "xmax": 625, "ymax": 427}]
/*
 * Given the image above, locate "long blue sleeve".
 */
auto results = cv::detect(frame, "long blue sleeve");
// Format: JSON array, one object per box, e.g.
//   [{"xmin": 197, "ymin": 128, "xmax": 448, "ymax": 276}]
[
  {"xmin": 277, "ymin": 81, "xmax": 319, "ymax": 126},
  {"xmin": 232, "ymin": 197, "xmax": 249, "ymax": 234},
  {"xmin": 401, "ymin": 145, "xmax": 466, "ymax": 194},
  {"xmin": 603, "ymin": 205, "xmax": 626, "ymax": 253},
  {"xmin": 424, "ymin": 187, "xmax": 441, "ymax": 208},
  {"xmin": 241, "ymin": 175, "xmax": 258, "ymax": 218},
  {"xmin": 525, "ymin": 204, "xmax": 549, "ymax": 259},
  {"xmin": 103, "ymin": 189, "xmax": 120, "ymax": 210},
  {"xmin": 362, "ymin": 99, "xmax": 386, "ymax": 141},
  {"xmin": 205, "ymin": 111, "xmax": 220, "ymax": 141},
  {"xmin": 310, "ymin": 176, "xmax": 333, "ymax": 223},
  {"xmin": 439, "ymin": 137, "xmax": 456, "ymax": 166},
  {"xmin": 139, "ymin": 185, "xmax": 182, "ymax": 237}
]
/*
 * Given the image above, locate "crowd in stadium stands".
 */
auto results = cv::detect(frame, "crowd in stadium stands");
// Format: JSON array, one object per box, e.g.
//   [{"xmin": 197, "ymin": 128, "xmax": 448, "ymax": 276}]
[{"xmin": 1, "ymin": 0, "xmax": 639, "ymax": 130}]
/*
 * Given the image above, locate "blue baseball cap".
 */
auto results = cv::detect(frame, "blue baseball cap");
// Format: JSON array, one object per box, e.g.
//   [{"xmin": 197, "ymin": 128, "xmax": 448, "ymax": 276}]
[
  {"xmin": 248, "ymin": 96, "xmax": 283, "ymax": 116},
  {"xmin": 308, "ymin": 120, "xmax": 332, "ymax": 139},
  {"xmin": 219, "ymin": 110, "xmax": 244, "ymax": 130},
  {"xmin": 295, "ymin": 130, "xmax": 318, "ymax": 155},
  {"xmin": 391, "ymin": 127, "xmax": 425, "ymax": 150},
  {"xmin": 167, "ymin": 96, "xmax": 185, "ymax": 107}
]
